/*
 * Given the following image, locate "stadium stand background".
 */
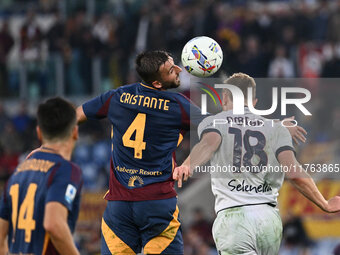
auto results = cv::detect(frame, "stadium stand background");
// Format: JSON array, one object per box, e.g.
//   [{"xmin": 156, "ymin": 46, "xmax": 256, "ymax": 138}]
[{"xmin": 0, "ymin": 0, "xmax": 340, "ymax": 254}]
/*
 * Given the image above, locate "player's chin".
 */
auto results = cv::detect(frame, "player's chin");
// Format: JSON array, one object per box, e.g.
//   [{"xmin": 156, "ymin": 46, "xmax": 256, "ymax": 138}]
[
  {"xmin": 173, "ymin": 78, "xmax": 180, "ymax": 88},
  {"xmin": 163, "ymin": 80, "xmax": 180, "ymax": 89}
]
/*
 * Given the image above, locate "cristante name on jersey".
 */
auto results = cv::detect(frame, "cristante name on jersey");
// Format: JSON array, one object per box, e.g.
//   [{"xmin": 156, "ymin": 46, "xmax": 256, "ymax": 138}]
[
  {"xmin": 228, "ymin": 179, "xmax": 272, "ymax": 193},
  {"xmin": 120, "ymin": 92, "xmax": 170, "ymax": 111}
]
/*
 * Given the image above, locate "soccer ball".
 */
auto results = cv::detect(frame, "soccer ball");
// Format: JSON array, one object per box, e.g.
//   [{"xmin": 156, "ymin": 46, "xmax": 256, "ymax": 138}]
[{"xmin": 181, "ymin": 36, "xmax": 223, "ymax": 77}]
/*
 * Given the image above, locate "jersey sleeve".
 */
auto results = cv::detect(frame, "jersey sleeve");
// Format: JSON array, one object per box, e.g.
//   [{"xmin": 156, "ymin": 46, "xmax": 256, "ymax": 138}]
[
  {"xmin": 272, "ymin": 123, "xmax": 295, "ymax": 159},
  {"xmin": 45, "ymin": 162, "xmax": 83, "ymax": 211},
  {"xmin": 197, "ymin": 116, "xmax": 222, "ymax": 140},
  {"xmin": 0, "ymin": 182, "xmax": 9, "ymax": 220},
  {"xmin": 82, "ymin": 89, "xmax": 115, "ymax": 120},
  {"xmin": 174, "ymin": 93, "xmax": 207, "ymax": 129}
]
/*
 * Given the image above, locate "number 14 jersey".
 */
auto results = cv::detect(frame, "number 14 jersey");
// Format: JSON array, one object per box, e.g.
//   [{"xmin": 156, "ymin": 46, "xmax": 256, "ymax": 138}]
[
  {"xmin": 197, "ymin": 107, "xmax": 294, "ymax": 213},
  {"xmin": 0, "ymin": 149, "xmax": 83, "ymax": 254}
]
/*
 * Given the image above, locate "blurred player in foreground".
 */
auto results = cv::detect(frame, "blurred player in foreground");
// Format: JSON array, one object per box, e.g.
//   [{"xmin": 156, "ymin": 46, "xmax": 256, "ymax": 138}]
[
  {"xmin": 173, "ymin": 73, "xmax": 340, "ymax": 255},
  {"xmin": 0, "ymin": 98, "xmax": 82, "ymax": 255},
  {"xmin": 76, "ymin": 51, "xmax": 205, "ymax": 254}
]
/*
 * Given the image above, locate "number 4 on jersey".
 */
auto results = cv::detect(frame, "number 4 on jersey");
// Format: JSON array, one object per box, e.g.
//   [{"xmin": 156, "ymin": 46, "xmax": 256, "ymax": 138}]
[{"xmin": 122, "ymin": 113, "xmax": 146, "ymax": 159}]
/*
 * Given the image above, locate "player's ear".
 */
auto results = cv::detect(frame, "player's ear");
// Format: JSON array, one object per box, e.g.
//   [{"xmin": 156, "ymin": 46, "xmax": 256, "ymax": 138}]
[
  {"xmin": 152, "ymin": 80, "xmax": 162, "ymax": 89},
  {"xmin": 72, "ymin": 125, "xmax": 79, "ymax": 141},
  {"xmin": 36, "ymin": 126, "xmax": 43, "ymax": 142}
]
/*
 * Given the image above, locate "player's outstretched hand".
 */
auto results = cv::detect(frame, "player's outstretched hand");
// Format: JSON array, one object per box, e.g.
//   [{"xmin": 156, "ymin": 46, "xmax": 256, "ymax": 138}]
[
  {"xmin": 173, "ymin": 165, "xmax": 191, "ymax": 188},
  {"xmin": 324, "ymin": 196, "xmax": 340, "ymax": 213},
  {"xmin": 284, "ymin": 116, "xmax": 307, "ymax": 145}
]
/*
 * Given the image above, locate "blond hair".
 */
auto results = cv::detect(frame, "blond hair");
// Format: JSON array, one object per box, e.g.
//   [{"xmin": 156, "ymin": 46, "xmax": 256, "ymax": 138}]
[{"xmin": 223, "ymin": 73, "xmax": 256, "ymax": 101}]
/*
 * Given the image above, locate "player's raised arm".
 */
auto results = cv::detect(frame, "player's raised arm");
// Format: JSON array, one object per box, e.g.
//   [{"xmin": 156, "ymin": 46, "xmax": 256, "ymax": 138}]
[
  {"xmin": 0, "ymin": 218, "xmax": 9, "ymax": 255},
  {"xmin": 76, "ymin": 105, "xmax": 87, "ymax": 124},
  {"xmin": 78, "ymin": 90, "xmax": 115, "ymax": 124},
  {"xmin": 278, "ymin": 150, "xmax": 340, "ymax": 213},
  {"xmin": 44, "ymin": 202, "xmax": 80, "ymax": 255},
  {"xmin": 173, "ymin": 132, "xmax": 221, "ymax": 188}
]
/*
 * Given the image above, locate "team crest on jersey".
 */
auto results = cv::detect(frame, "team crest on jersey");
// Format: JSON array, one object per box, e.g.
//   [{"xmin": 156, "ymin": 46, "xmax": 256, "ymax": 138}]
[
  {"xmin": 128, "ymin": 176, "xmax": 144, "ymax": 187},
  {"xmin": 65, "ymin": 184, "xmax": 77, "ymax": 204}
]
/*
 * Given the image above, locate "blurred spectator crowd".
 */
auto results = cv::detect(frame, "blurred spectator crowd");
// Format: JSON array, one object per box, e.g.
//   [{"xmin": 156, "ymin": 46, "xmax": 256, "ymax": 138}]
[
  {"xmin": 0, "ymin": 0, "xmax": 340, "ymax": 97},
  {"xmin": 0, "ymin": 102, "xmax": 112, "ymax": 191},
  {"xmin": 0, "ymin": 102, "xmax": 36, "ymax": 183}
]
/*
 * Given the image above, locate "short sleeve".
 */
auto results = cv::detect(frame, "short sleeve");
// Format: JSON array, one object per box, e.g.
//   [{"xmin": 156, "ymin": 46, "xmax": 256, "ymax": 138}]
[
  {"xmin": 197, "ymin": 116, "xmax": 222, "ymax": 140},
  {"xmin": 0, "ymin": 182, "xmax": 9, "ymax": 220},
  {"xmin": 174, "ymin": 93, "xmax": 207, "ymax": 129},
  {"xmin": 46, "ymin": 163, "xmax": 83, "ymax": 211},
  {"xmin": 272, "ymin": 123, "xmax": 295, "ymax": 159},
  {"xmin": 82, "ymin": 90, "xmax": 115, "ymax": 120}
]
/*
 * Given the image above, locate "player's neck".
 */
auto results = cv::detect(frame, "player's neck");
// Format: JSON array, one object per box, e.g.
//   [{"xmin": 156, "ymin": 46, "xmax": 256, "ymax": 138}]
[
  {"xmin": 41, "ymin": 140, "xmax": 74, "ymax": 161},
  {"xmin": 223, "ymin": 102, "xmax": 234, "ymax": 111}
]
